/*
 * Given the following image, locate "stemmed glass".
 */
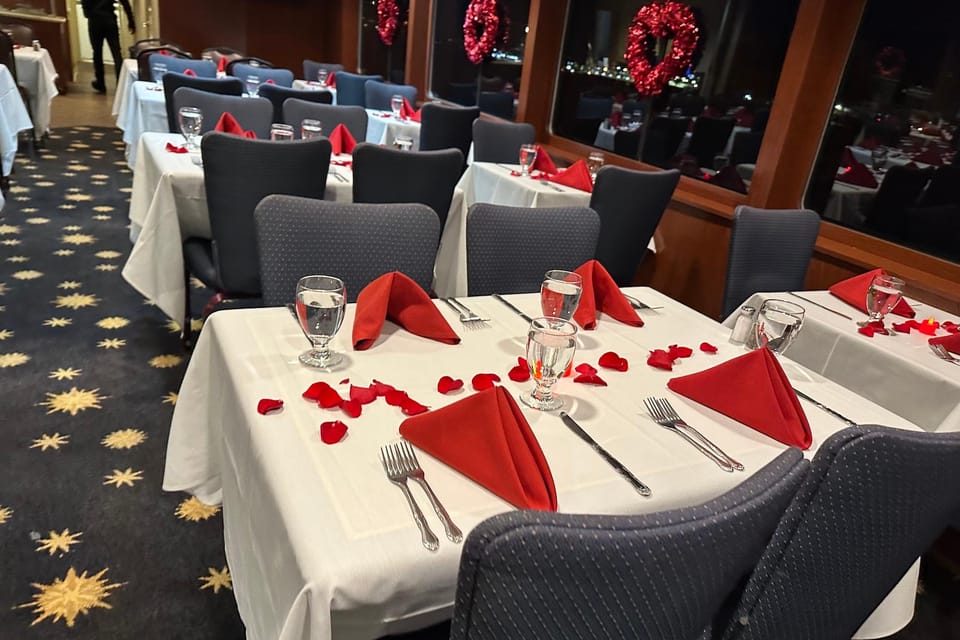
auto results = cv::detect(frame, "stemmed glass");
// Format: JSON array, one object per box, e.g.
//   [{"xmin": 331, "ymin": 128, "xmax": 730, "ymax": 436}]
[
  {"xmin": 391, "ymin": 94, "xmax": 404, "ymax": 119},
  {"xmin": 754, "ymin": 299, "xmax": 805, "ymax": 355},
  {"xmin": 871, "ymin": 147, "xmax": 889, "ymax": 173},
  {"xmin": 540, "ymin": 270, "xmax": 583, "ymax": 323},
  {"xmin": 864, "ymin": 273, "xmax": 905, "ymax": 324},
  {"xmin": 152, "ymin": 62, "xmax": 167, "ymax": 85},
  {"xmin": 301, "ymin": 119, "xmax": 323, "ymax": 139},
  {"xmin": 519, "ymin": 143, "xmax": 537, "ymax": 176},
  {"xmin": 270, "ymin": 123, "xmax": 294, "ymax": 141},
  {"xmin": 586, "ymin": 152, "xmax": 604, "ymax": 183},
  {"xmin": 295, "ymin": 275, "xmax": 346, "ymax": 368},
  {"xmin": 520, "ymin": 317, "xmax": 578, "ymax": 411},
  {"xmin": 178, "ymin": 106, "xmax": 202, "ymax": 151},
  {"xmin": 316, "ymin": 68, "xmax": 329, "ymax": 87},
  {"xmin": 245, "ymin": 75, "xmax": 260, "ymax": 97}
]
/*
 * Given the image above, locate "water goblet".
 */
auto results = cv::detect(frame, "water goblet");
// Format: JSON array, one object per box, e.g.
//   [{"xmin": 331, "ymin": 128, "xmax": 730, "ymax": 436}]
[
  {"xmin": 520, "ymin": 317, "xmax": 578, "ymax": 411},
  {"xmin": 152, "ymin": 62, "xmax": 167, "ymax": 85},
  {"xmin": 871, "ymin": 147, "xmax": 889, "ymax": 173},
  {"xmin": 178, "ymin": 106, "xmax": 202, "ymax": 150},
  {"xmin": 540, "ymin": 270, "xmax": 583, "ymax": 323},
  {"xmin": 519, "ymin": 143, "xmax": 537, "ymax": 176},
  {"xmin": 316, "ymin": 68, "xmax": 329, "ymax": 87},
  {"xmin": 270, "ymin": 123, "xmax": 294, "ymax": 141},
  {"xmin": 245, "ymin": 75, "xmax": 260, "ymax": 97},
  {"xmin": 754, "ymin": 299, "xmax": 805, "ymax": 355},
  {"xmin": 301, "ymin": 118, "xmax": 323, "ymax": 139},
  {"xmin": 295, "ymin": 275, "xmax": 346, "ymax": 368},
  {"xmin": 391, "ymin": 94, "xmax": 404, "ymax": 119},
  {"xmin": 394, "ymin": 135, "xmax": 414, "ymax": 151},
  {"xmin": 864, "ymin": 273, "xmax": 905, "ymax": 324},
  {"xmin": 586, "ymin": 152, "xmax": 604, "ymax": 182}
]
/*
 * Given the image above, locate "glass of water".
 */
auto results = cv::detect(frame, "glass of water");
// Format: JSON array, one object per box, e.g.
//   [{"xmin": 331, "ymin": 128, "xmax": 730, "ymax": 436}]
[
  {"xmin": 152, "ymin": 62, "xmax": 167, "ymax": 84},
  {"xmin": 865, "ymin": 273, "xmax": 904, "ymax": 323},
  {"xmin": 540, "ymin": 270, "xmax": 583, "ymax": 323},
  {"xmin": 245, "ymin": 75, "xmax": 260, "ymax": 97},
  {"xmin": 519, "ymin": 143, "xmax": 537, "ymax": 176},
  {"xmin": 301, "ymin": 118, "xmax": 323, "ymax": 139},
  {"xmin": 394, "ymin": 135, "xmax": 414, "ymax": 151},
  {"xmin": 586, "ymin": 152, "xmax": 605, "ymax": 182},
  {"xmin": 316, "ymin": 68, "xmax": 329, "ymax": 87},
  {"xmin": 520, "ymin": 317, "xmax": 578, "ymax": 411},
  {"xmin": 295, "ymin": 275, "xmax": 346, "ymax": 368},
  {"xmin": 871, "ymin": 147, "xmax": 889, "ymax": 173},
  {"xmin": 270, "ymin": 123, "xmax": 294, "ymax": 141},
  {"xmin": 391, "ymin": 94, "xmax": 404, "ymax": 119},
  {"xmin": 754, "ymin": 299, "xmax": 805, "ymax": 355},
  {"xmin": 178, "ymin": 106, "xmax": 202, "ymax": 150}
]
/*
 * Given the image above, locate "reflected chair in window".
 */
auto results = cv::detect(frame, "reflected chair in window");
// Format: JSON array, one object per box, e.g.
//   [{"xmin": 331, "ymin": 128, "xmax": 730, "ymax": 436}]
[
  {"xmin": 136, "ymin": 45, "xmax": 190, "ymax": 81},
  {"xmin": 751, "ymin": 107, "xmax": 770, "ymax": 133},
  {"xmin": 641, "ymin": 116, "xmax": 690, "ymax": 166},
  {"xmin": 471, "ymin": 119, "xmax": 534, "ymax": 164},
  {"xmin": 863, "ymin": 164, "xmax": 931, "ymax": 236},
  {"xmin": 447, "ymin": 82, "xmax": 478, "ymax": 106},
  {"xmin": 172, "ymin": 88, "xmax": 273, "ymax": 138},
  {"xmin": 182, "ymin": 134, "xmax": 332, "ymax": 346},
  {"xmin": 805, "ymin": 120, "xmax": 861, "ymax": 215},
  {"xmin": 729, "ymin": 130, "xmax": 764, "ymax": 167},
  {"xmin": 862, "ymin": 121, "xmax": 901, "ymax": 147},
  {"xmin": 612, "ymin": 127, "xmax": 643, "ymax": 159},
  {"xmin": 258, "ymin": 84, "xmax": 333, "ymax": 123},
  {"xmin": 450, "ymin": 449, "xmax": 808, "ymax": 640},
  {"xmin": 905, "ymin": 203, "xmax": 960, "ymax": 262},
  {"xmin": 669, "ymin": 92, "xmax": 706, "ymax": 117},
  {"xmin": 302, "ymin": 60, "xmax": 344, "ymax": 82},
  {"xmin": 200, "ymin": 46, "xmax": 244, "ymax": 67},
  {"xmin": 419, "ymin": 103, "xmax": 481, "ymax": 164},
  {"xmin": 719, "ymin": 426, "xmax": 960, "ymax": 640},
  {"xmin": 917, "ymin": 164, "xmax": 960, "ymax": 208},
  {"xmin": 162, "ymin": 74, "xmax": 244, "ymax": 133},
  {"xmin": 352, "ymin": 143, "xmax": 463, "ymax": 229},
  {"xmin": 282, "ymin": 101, "xmax": 367, "ymax": 141},
  {"xmin": 364, "ymin": 80, "xmax": 417, "ymax": 112},
  {"xmin": 229, "ymin": 62, "xmax": 294, "ymax": 88},
  {"xmin": 590, "ymin": 166, "xmax": 680, "ymax": 286},
  {"xmin": 335, "ymin": 72, "xmax": 384, "ymax": 107},
  {"xmin": 478, "ymin": 91, "xmax": 515, "ymax": 120},
  {"xmin": 465, "ymin": 203, "xmax": 600, "ymax": 295},
  {"xmin": 0, "ymin": 22, "xmax": 33, "ymax": 46},
  {"xmin": 255, "ymin": 196, "xmax": 440, "ymax": 304},
  {"xmin": 687, "ymin": 116, "xmax": 736, "ymax": 169},
  {"xmin": 225, "ymin": 56, "xmax": 274, "ymax": 75},
  {"xmin": 721, "ymin": 206, "xmax": 820, "ymax": 318},
  {"xmin": 148, "ymin": 55, "xmax": 216, "ymax": 79},
  {"xmin": 572, "ymin": 94, "xmax": 612, "ymax": 143}
]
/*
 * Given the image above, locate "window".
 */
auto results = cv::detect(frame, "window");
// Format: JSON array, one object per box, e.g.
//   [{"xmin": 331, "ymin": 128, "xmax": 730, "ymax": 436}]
[
  {"xmin": 429, "ymin": 0, "xmax": 530, "ymax": 120},
  {"xmin": 552, "ymin": 0, "xmax": 800, "ymax": 194},
  {"xmin": 359, "ymin": 0, "xmax": 409, "ymax": 83},
  {"xmin": 804, "ymin": 0, "xmax": 959, "ymax": 264}
]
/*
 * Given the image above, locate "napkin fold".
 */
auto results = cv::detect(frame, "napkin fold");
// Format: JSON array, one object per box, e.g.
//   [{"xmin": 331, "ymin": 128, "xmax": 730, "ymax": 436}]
[
  {"xmin": 572, "ymin": 260, "xmax": 643, "ymax": 330},
  {"xmin": 352, "ymin": 272, "xmax": 460, "ymax": 350},
  {"xmin": 667, "ymin": 347, "xmax": 812, "ymax": 449},
  {"xmin": 326, "ymin": 71, "xmax": 337, "ymax": 89},
  {"xmin": 401, "ymin": 97, "xmax": 421, "ymax": 122},
  {"xmin": 929, "ymin": 333, "xmax": 960, "ymax": 355},
  {"xmin": 328, "ymin": 123, "xmax": 356, "ymax": 155},
  {"xmin": 531, "ymin": 145, "xmax": 558, "ymax": 174},
  {"xmin": 912, "ymin": 147, "xmax": 944, "ymax": 166},
  {"xmin": 213, "ymin": 112, "xmax": 257, "ymax": 139},
  {"xmin": 839, "ymin": 147, "xmax": 856, "ymax": 167},
  {"xmin": 835, "ymin": 160, "xmax": 878, "ymax": 188},
  {"xmin": 217, "ymin": 57, "xmax": 227, "ymax": 74},
  {"xmin": 828, "ymin": 268, "xmax": 915, "ymax": 318},
  {"xmin": 399, "ymin": 386, "xmax": 557, "ymax": 510},
  {"xmin": 547, "ymin": 159, "xmax": 593, "ymax": 192},
  {"xmin": 165, "ymin": 142, "xmax": 188, "ymax": 153}
]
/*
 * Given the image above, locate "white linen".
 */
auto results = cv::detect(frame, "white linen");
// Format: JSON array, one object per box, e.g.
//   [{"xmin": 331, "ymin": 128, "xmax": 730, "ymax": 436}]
[
  {"xmin": 291, "ymin": 79, "xmax": 337, "ymax": 104},
  {"xmin": 13, "ymin": 48, "xmax": 58, "ymax": 136},
  {"xmin": 823, "ymin": 180, "xmax": 878, "ymax": 227},
  {"xmin": 365, "ymin": 109, "xmax": 420, "ymax": 148},
  {"xmin": 163, "ymin": 288, "xmax": 921, "ymax": 640},
  {"xmin": 0, "ymin": 64, "xmax": 33, "ymax": 176},
  {"xmin": 111, "ymin": 58, "xmax": 140, "ymax": 118},
  {"xmin": 119, "ymin": 81, "xmax": 168, "ymax": 168}
]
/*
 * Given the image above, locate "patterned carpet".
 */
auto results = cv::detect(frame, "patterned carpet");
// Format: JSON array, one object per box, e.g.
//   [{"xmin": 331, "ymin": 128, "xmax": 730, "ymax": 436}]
[{"xmin": 0, "ymin": 127, "xmax": 243, "ymax": 638}]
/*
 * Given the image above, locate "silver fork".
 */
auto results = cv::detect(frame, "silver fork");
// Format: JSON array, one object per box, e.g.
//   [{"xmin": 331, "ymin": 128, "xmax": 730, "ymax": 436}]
[
  {"xmin": 442, "ymin": 297, "xmax": 489, "ymax": 328},
  {"xmin": 653, "ymin": 398, "xmax": 746, "ymax": 471},
  {"xmin": 643, "ymin": 398, "xmax": 737, "ymax": 472},
  {"xmin": 380, "ymin": 444, "xmax": 440, "ymax": 551},
  {"xmin": 930, "ymin": 343, "xmax": 960, "ymax": 366},
  {"xmin": 395, "ymin": 441, "xmax": 463, "ymax": 543}
]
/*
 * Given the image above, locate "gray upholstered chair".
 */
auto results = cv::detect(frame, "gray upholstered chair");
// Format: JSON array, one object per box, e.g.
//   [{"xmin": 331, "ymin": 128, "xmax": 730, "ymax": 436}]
[
  {"xmin": 419, "ymin": 103, "xmax": 480, "ymax": 163},
  {"xmin": 450, "ymin": 449, "xmax": 809, "ymax": 640},
  {"xmin": 351, "ymin": 143, "xmax": 463, "ymax": 228},
  {"xmin": 590, "ymin": 166, "xmax": 679, "ymax": 286},
  {"xmin": 720, "ymin": 206, "xmax": 821, "ymax": 318},
  {"xmin": 335, "ymin": 71, "xmax": 384, "ymax": 107},
  {"xmin": 471, "ymin": 119, "xmax": 535, "ymax": 164},
  {"xmin": 229, "ymin": 62, "xmax": 294, "ymax": 88},
  {"xmin": 364, "ymin": 80, "xmax": 417, "ymax": 112},
  {"xmin": 162, "ymin": 73, "xmax": 244, "ymax": 133},
  {"xmin": 258, "ymin": 84, "xmax": 333, "ymax": 123},
  {"xmin": 254, "ymin": 196, "xmax": 440, "ymax": 304},
  {"xmin": 172, "ymin": 88, "xmax": 273, "ymax": 138},
  {"xmin": 720, "ymin": 426, "xmax": 960, "ymax": 640},
  {"xmin": 282, "ymin": 101, "xmax": 368, "ymax": 141},
  {"xmin": 465, "ymin": 203, "xmax": 600, "ymax": 295},
  {"xmin": 302, "ymin": 60, "xmax": 344, "ymax": 82}
]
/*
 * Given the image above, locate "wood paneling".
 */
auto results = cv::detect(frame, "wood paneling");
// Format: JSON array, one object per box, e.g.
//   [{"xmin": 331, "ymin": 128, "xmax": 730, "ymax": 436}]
[
  {"xmin": 516, "ymin": 0, "xmax": 566, "ymax": 135},
  {"xmin": 406, "ymin": 0, "xmax": 433, "ymax": 93},
  {"xmin": 158, "ymin": 0, "xmax": 246, "ymax": 58}
]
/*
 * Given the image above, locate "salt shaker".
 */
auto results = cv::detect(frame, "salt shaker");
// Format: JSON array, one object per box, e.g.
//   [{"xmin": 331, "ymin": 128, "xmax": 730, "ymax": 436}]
[
  {"xmin": 729, "ymin": 305, "xmax": 756, "ymax": 345},
  {"xmin": 31, "ymin": 40, "xmax": 41, "ymax": 52}
]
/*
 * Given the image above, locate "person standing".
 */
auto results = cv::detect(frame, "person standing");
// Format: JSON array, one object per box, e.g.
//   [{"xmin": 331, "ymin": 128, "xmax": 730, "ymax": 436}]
[{"xmin": 81, "ymin": 0, "xmax": 135, "ymax": 94}]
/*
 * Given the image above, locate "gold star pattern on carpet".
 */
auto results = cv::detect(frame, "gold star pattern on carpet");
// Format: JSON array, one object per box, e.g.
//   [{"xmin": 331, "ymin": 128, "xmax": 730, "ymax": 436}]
[
  {"xmin": 58, "ymin": 280, "xmax": 82, "ymax": 289},
  {"xmin": 52, "ymin": 249, "xmax": 74, "ymax": 256},
  {"xmin": 7, "ymin": 255, "xmax": 29, "ymax": 263},
  {"xmin": 103, "ymin": 468, "xmax": 143, "ymax": 488},
  {"xmin": 62, "ymin": 225, "xmax": 82, "ymax": 231},
  {"xmin": 97, "ymin": 338, "xmax": 125, "ymax": 349},
  {"xmin": 35, "ymin": 181, "xmax": 55, "ymax": 187},
  {"xmin": 15, "ymin": 567, "xmax": 124, "ymax": 628},
  {"xmin": 162, "ymin": 391, "xmax": 178, "ymax": 405},
  {"xmin": 35, "ymin": 529, "xmax": 82, "ymax": 556},
  {"xmin": 61, "ymin": 233, "xmax": 96, "ymax": 246},
  {"xmin": 58, "ymin": 204, "xmax": 76, "ymax": 210},
  {"xmin": 91, "ymin": 174, "xmax": 109, "ymax": 180},
  {"xmin": 65, "ymin": 193, "xmax": 93, "ymax": 201},
  {"xmin": 0, "ymin": 352, "xmax": 30, "ymax": 367},
  {"xmin": 13, "ymin": 270, "xmax": 43, "ymax": 280},
  {"xmin": 2, "ymin": 238, "xmax": 22, "ymax": 246},
  {"xmin": 92, "ymin": 205, "xmax": 113, "ymax": 212},
  {"xmin": 165, "ymin": 318, "xmax": 204, "ymax": 333},
  {"xmin": 92, "ymin": 214, "xmax": 111, "ymax": 221},
  {"xmin": 7, "ymin": 185, "xmax": 29, "ymax": 194},
  {"xmin": 94, "ymin": 250, "xmax": 122, "ymax": 259},
  {"xmin": 30, "ymin": 433, "xmax": 70, "ymax": 451},
  {"xmin": 190, "ymin": 276, "xmax": 205, "ymax": 289},
  {"xmin": 0, "ymin": 505, "xmax": 12, "ymax": 524},
  {"xmin": 43, "ymin": 317, "xmax": 72, "ymax": 328},
  {"xmin": 101, "ymin": 429, "xmax": 146, "ymax": 450},
  {"xmin": 26, "ymin": 217, "xmax": 50, "ymax": 224},
  {"xmin": 199, "ymin": 567, "xmax": 232, "ymax": 594},
  {"xmin": 149, "ymin": 354, "xmax": 183, "ymax": 368},
  {"xmin": 94, "ymin": 264, "xmax": 118, "ymax": 272},
  {"xmin": 0, "ymin": 329, "xmax": 12, "ymax": 340},
  {"xmin": 53, "ymin": 293, "xmax": 99, "ymax": 309},
  {"xmin": 49, "ymin": 367, "xmax": 81, "ymax": 380},
  {"xmin": 0, "ymin": 282, "xmax": 7, "ymax": 294},
  {"xmin": 0, "ymin": 223, "xmax": 21, "ymax": 234},
  {"xmin": 176, "ymin": 497, "xmax": 221, "ymax": 522},
  {"xmin": 96, "ymin": 317, "xmax": 129, "ymax": 330},
  {"xmin": 39, "ymin": 387, "xmax": 105, "ymax": 416}
]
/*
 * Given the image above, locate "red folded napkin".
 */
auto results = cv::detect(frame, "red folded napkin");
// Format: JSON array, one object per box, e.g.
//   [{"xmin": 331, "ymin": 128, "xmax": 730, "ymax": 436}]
[
  {"xmin": 734, "ymin": 107, "xmax": 753, "ymax": 128},
  {"xmin": 667, "ymin": 347, "xmax": 812, "ymax": 449},
  {"xmin": 400, "ymin": 97, "xmax": 421, "ymax": 122},
  {"xmin": 328, "ymin": 123, "xmax": 356, "ymax": 155},
  {"xmin": 531, "ymin": 145, "xmax": 558, "ymax": 174},
  {"xmin": 213, "ymin": 112, "xmax": 257, "ymax": 139},
  {"xmin": 165, "ymin": 142, "xmax": 188, "ymax": 153},
  {"xmin": 709, "ymin": 165, "xmax": 748, "ymax": 193},
  {"xmin": 547, "ymin": 159, "xmax": 593, "ymax": 192},
  {"xmin": 930, "ymin": 333, "xmax": 960, "ymax": 355},
  {"xmin": 911, "ymin": 147, "xmax": 944, "ymax": 166},
  {"xmin": 572, "ymin": 260, "xmax": 642, "ymax": 330},
  {"xmin": 352, "ymin": 272, "xmax": 460, "ymax": 350},
  {"xmin": 217, "ymin": 57, "xmax": 227, "ymax": 74},
  {"xmin": 183, "ymin": 68, "xmax": 197, "ymax": 77},
  {"xmin": 399, "ymin": 386, "xmax": 557, "ymax": 510},
  {"xmin": 839, "ymin": 147, "xmax": 856, "ymax": 167},
  {"xmin": 828, "ymin": 268, "xmax": 915, "ymax": 318},
  {"xmin": 835, "ymin": 160, "xmax": 878, "ymax": 188},
  {"xmin": 326, "ymin": 71, "xmax": 337, "ymax": 89}
]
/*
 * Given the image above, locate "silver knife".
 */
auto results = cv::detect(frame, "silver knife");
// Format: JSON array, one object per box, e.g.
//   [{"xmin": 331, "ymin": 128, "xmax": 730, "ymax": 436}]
[
  {"xmin": 493, "ymin": 294, "xmax": 532, "ymax": 322},
  {"xmin": 622, "ymin": 292, "xmax": 663, "ymax": 311},
  {"xmin": 792, "ymin": 388, "xmax": 859, "ymax": 427},
  {"xmin": 787, "ymin": 291, "xmax": 853, "ymax": 321},
  {"xmin": 560, "ymin": 412, "xmax": 652, "ymax": 497}
]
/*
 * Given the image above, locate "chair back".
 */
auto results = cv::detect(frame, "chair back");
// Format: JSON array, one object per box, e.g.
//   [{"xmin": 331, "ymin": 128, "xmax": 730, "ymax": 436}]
[
  {"xmin": 282, "ymin": 100, "xmax": 367, "ymax": 141},
  {"xmin": 364, "ymin": 80, "xmax": 417, "ymax": 112},
  {"xmin": 302, "ymin": 60, "xmax": 345, "ymax": 82},
  {"xmin": 670, "ymin": 92, "xmax": 706, "ymax": 117},
  {"xmin": 255, "ymin": 196, "xmax": 440, "ymax": 304},
  {"xmin": 721, "ymin": 206, "xmax": 820, "ymax": 318},
  {"xmin": 613, "ymin": 127, "xmax": 643, "ymax": 159},
  {"xmin": 163, "ymin": 74, "xmax": 244, "ymax": 133},
  {"xmin": 687, "ymin": 116, "xmax": 736, "ymax": 168},
  {"xmin": 419, "ymin": 103, "xmax": 480, "ymax": 162},
  {"xmin": 863, "ymin": 164, "xmax": 931, "ymax": 235},
  {"xmin": 472, "ymin": 119, "xmax": 534, "ymax": 164},
  {"xmin": 258, "ymin": 84, "xmax": 333, "ymax": 123},
  {"xmin": 201, "ymin": 46, "xmax": 244, "ymax": 67},
  {"xmin": 720, "ymin": 426, "xmax": 960, "ymax": 640},
  {"xmin": 0, "ymin": 22, "xmax": 33, "ymax": 46},
  {"xmin": 805, "ymin": 119, "xmax": 861, "ymax": 214},
  {"xmin": 478, "ymin": 91, "xmax": 514, "ymax": 120},
  {"xmin": 642, "ymin": 116, "xmax": 690, "ymax": 165},
  {"xmin": 590, "ymin": 167, "xmax": 680, "ymax": 286},
  {"xmin": 230, "ymin": 62, "xmax": 294, "ymax": 88},
  {"xmin": 918, "ymin": 163, "xmax": 960, "ymax": 208},
  {"xmin": 451, "ymin": 449, "xmax": 808, "ymax": 640},
  {"xmin": 129, "ymin": 38, "xmax": 184, "ymax": 59},
  {"xmin": 148, "ymin": 54, "xmax": 215, "ymax": 80},
  {"xmin": 172, "ymin": 88, "xmax": 273, "ymax": 138},
  {"xmin": 136, "ymin": 46, "xmax": 190, "ymax": 81},
  {"xmin": 729, "ymin": 130, "xmax": 764, "ymax": 167},
  {"xmin": 465, "ymin": 204, "xmax": 600, "ymax": 295},
  {"xmin": 225, "ymin": 56, "xmax": 274, "ymax": 74},
  {"xmin": 336, "ymin": 71, "xmax": 384, "ymax": 107},
  {"xmin": 352, "ymin": 143, "xmax": 463, "ymax": 228},
  {"xmin": 200, "ymin": 134, "xmax": 332, "ymax": 295}
]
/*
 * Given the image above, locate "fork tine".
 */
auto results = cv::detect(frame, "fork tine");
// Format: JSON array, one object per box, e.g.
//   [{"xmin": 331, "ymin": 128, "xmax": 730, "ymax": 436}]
[
  {"xmin": 643, "ymin": 397, "xmax": 662, "ymax": 420},
  {"xmin": 395, "ymin": 442, "xmax": 413, "ymax": 473},
  {"xmin": 659, "ymin": 398, "xmax": 681, "ymax": 421},
  {"xmin": 401, "ymin": 440, "xmax": 418, "ymax": 467}
]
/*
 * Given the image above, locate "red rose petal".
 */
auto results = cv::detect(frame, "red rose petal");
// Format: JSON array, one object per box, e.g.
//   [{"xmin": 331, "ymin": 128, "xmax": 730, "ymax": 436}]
[
  {"xmin": 699, "ymin": 342, "xmax": 718, "ymax": 353},
  {"xmin": 647, "ymin": 349, "xmax": 675, "ymax": 370},
  {"xmin": 317, "ymin": 386, "xmax": 344, "ymax": 408},
  {"xmin": 401, "ymin": 397, "xmax": 429, "ymax": 416},
  {"xmin": 437, "ymin": 375, "xmax": 464, "ymax": 394},
  {"xmin": 507, "ymin": 363, "xmax": 530, "ymax": 382},
  {"xmin": 892, "ymin": 321, "xmax": 912, "ymax": 334},
  {"xmin": 598, "ymin": 351, "xmax": 628, "ymax": 371},
  {"xmin": 668, "ymin": 344, "xmax": 693, "ymax": 359},
  {"xmin": 385, "ymin": 389, "xmax": 409, "ymax": 406},
  {"xmin": 257, "ymin": 398, "xmax": 284, "ymax": 414},
  {"xmin": 472, "ymin": 373, "xmax": 501, "ymax": 391},
  {"xmin": 320, "ymin": 420, "xmax": 348, "ymax": 444},
  {"xmin": 341, "ymin": 399, "xmax": 362, "ymax": 418},
  {"xmin": 339, "ymin": 378, "xmax": 350, "ymax": 385},
  {"xmin": 858, "ymin": 325, "xmax": 877, "ymax": 337},
  {"xmin": 371, "ymin": 379, "xmax": 396, "ymax": 396},
  {"xmin": 349, "ymin": 385, "xmax": 377, "ymax": 405},
  {"xmin": 575, "ymin": 362, "xmax": 597, "ymax": 375},
  {"xmin": 302, "ymin": 381, "xmax": 332, "ymax": 401},
  {"xmin": 573, "ymin": 373, "xmax": 608, "ymax": 386}
]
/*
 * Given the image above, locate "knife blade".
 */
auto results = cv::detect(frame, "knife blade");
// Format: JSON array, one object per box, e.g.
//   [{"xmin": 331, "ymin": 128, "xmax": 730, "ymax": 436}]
[
  {"xmin": 792, "ymin": 388, "xmax": 859, "ymax": 427},
  {"xmin": 560, "ymin": 412, "xmax": 652, "ymax": 497},
  {"xmin": 787, "ymin": 291, "xmax": 853, "ymax": 321},
  {"xmin": 493, "ymin": 294, "xmax": 532, "ymax": 322}
]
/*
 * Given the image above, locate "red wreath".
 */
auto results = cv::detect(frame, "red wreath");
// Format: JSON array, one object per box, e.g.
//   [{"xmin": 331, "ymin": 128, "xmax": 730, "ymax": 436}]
[
  {"xmin": 625, "ymin": 2, "xmax": 700, "ymax": 97},
  {"xmin": 377, "ymin": 0, "xmax": 399, "ymax": 46},
  {"xmin": 875, "ymin": 46, "xmax": 905, "ymax": 78},
  {"xmin": 463, "ymin": 0, "xmax": 500, "ymax": 65}
]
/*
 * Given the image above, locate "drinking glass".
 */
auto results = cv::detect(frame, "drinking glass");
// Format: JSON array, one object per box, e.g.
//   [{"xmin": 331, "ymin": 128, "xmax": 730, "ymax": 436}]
[
  {"xmin": 519, "ymin": 143, "xmax": 537, "ymax": 176},
  {"xmin": 540, "ymin": 270, "xmax": 583, "ymax": 322},
  {"xmin": 754, "ymin": 299, "xmax": 805, "ymax": 355},
  {"xmin": 245, "ymin": 75, "xmax": 260, "ymax": 97},
  {"xmin": 295, "ymin": 275, "xmax": 346, "ymax": 368},
  {"xmin": 270, "ymin": 123, "xmax": 294, "ymax": 141},
  {"xmin": 152, "ymin": 62, "xmax": 167, "ymax": 85},
  {"xmin": 871, "ymin": 147, "xmax": 889, "ymax": 173},
  {"xmin": 394, "ymin": 135, "xmax": 414, "ymax": 151},
  {"xmin": 301, "ymin": 118, "xmax": 323, "ymax": 139},
  {"xmin": 520, "ymin": 317, "xmax": 578, "ymax": 411},
  {"xmin": 586, "ymin": 152, "xmax": 604, "ymax": 182},
  {"xmin": 391, "ymin": 94, "xmax": 404, "ymax": 119},
  {"xmin": 865, "ymin": 273, "xmax": 905, "ymax": 323},
  {"xmin": 178, "ymin": 106, "xmax": 203, "ymax": 150},
  {"xmin": 316, "ymin": 68, "xmax": 329, "ymax": 87}
]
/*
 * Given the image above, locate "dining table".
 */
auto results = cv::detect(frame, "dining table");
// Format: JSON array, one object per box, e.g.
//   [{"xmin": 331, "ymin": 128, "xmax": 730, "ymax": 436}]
[
  {"xmin": 111, "ymin": 58, "xmax": 141, "ymax": 123},
  {"xmin": 0, "ymin": 63, "xmax": 32, "ymax": 177},
  {"xmin": 292, "ymin": 79, "xmax": 337, "ymax": 104},
  {"xmin": 365, "ymin": 109, "xmax": 421, "ymax": 149},
  {"xmin": 162, "ymin": 288, "xmax": 921, "ymax": 640},
  {"xmin": 13, "ymin": 46, "xmax": 58, "ymax": 136},
  {"xmin": 118, "ymin": 80, "xmax": 168, "ymax": 168}
]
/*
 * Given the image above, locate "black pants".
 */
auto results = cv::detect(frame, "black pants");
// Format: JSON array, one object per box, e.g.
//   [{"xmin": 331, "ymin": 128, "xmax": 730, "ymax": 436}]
[{"xmin": 88, "ymin": 18, "xmax": 122, "ymax": 87}]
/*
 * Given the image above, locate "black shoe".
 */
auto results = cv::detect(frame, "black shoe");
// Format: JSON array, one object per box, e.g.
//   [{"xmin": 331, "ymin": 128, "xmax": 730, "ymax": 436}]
[{"xmin": 91, "ymin": 80, "xmax": 106, "ymax": 94}]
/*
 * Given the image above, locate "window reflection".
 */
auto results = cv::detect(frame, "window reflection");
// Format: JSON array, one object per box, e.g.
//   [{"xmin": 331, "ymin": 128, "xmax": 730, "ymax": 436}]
[{"xmin": 360, "ymin": 0, "xmax": 409, "ymax": 82}]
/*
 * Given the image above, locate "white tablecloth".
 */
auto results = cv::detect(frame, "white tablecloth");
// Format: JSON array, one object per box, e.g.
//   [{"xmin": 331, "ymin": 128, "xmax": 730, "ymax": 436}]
[
  {"xmin": 0, "ymin": 64, "xmax": 33, "ymax": 176},
  {"xmin": 726, "ymin": 291, "xmax": 960, "ymax": 433},
  {"xmin": 823, "ymin": 180, "xmax": 878, "ymax": 227},
  {"xmin": 122, "ymin": 132, "xmax": 353, "ymax": 322},
  {"xmin": 292, "ymin": 79, "xmax": 337, "ymax": 104},
  {"xmin": 119, "ymin": 81, "xmax": 168, "ymax": 168},
  {"xmin": 365, "ymin": 109, "xmax": 420, "ymax": 148},
  {"xmin": 162, "ymin": 288, "xmax": 921, "ymax": 640},
  {"xmin": 13, "ymin": 48, "xmax": 57, "ymax": 136},
  {"xmin": 111, "ymin": 58, "xmax": 140, "ymax": 118}
]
